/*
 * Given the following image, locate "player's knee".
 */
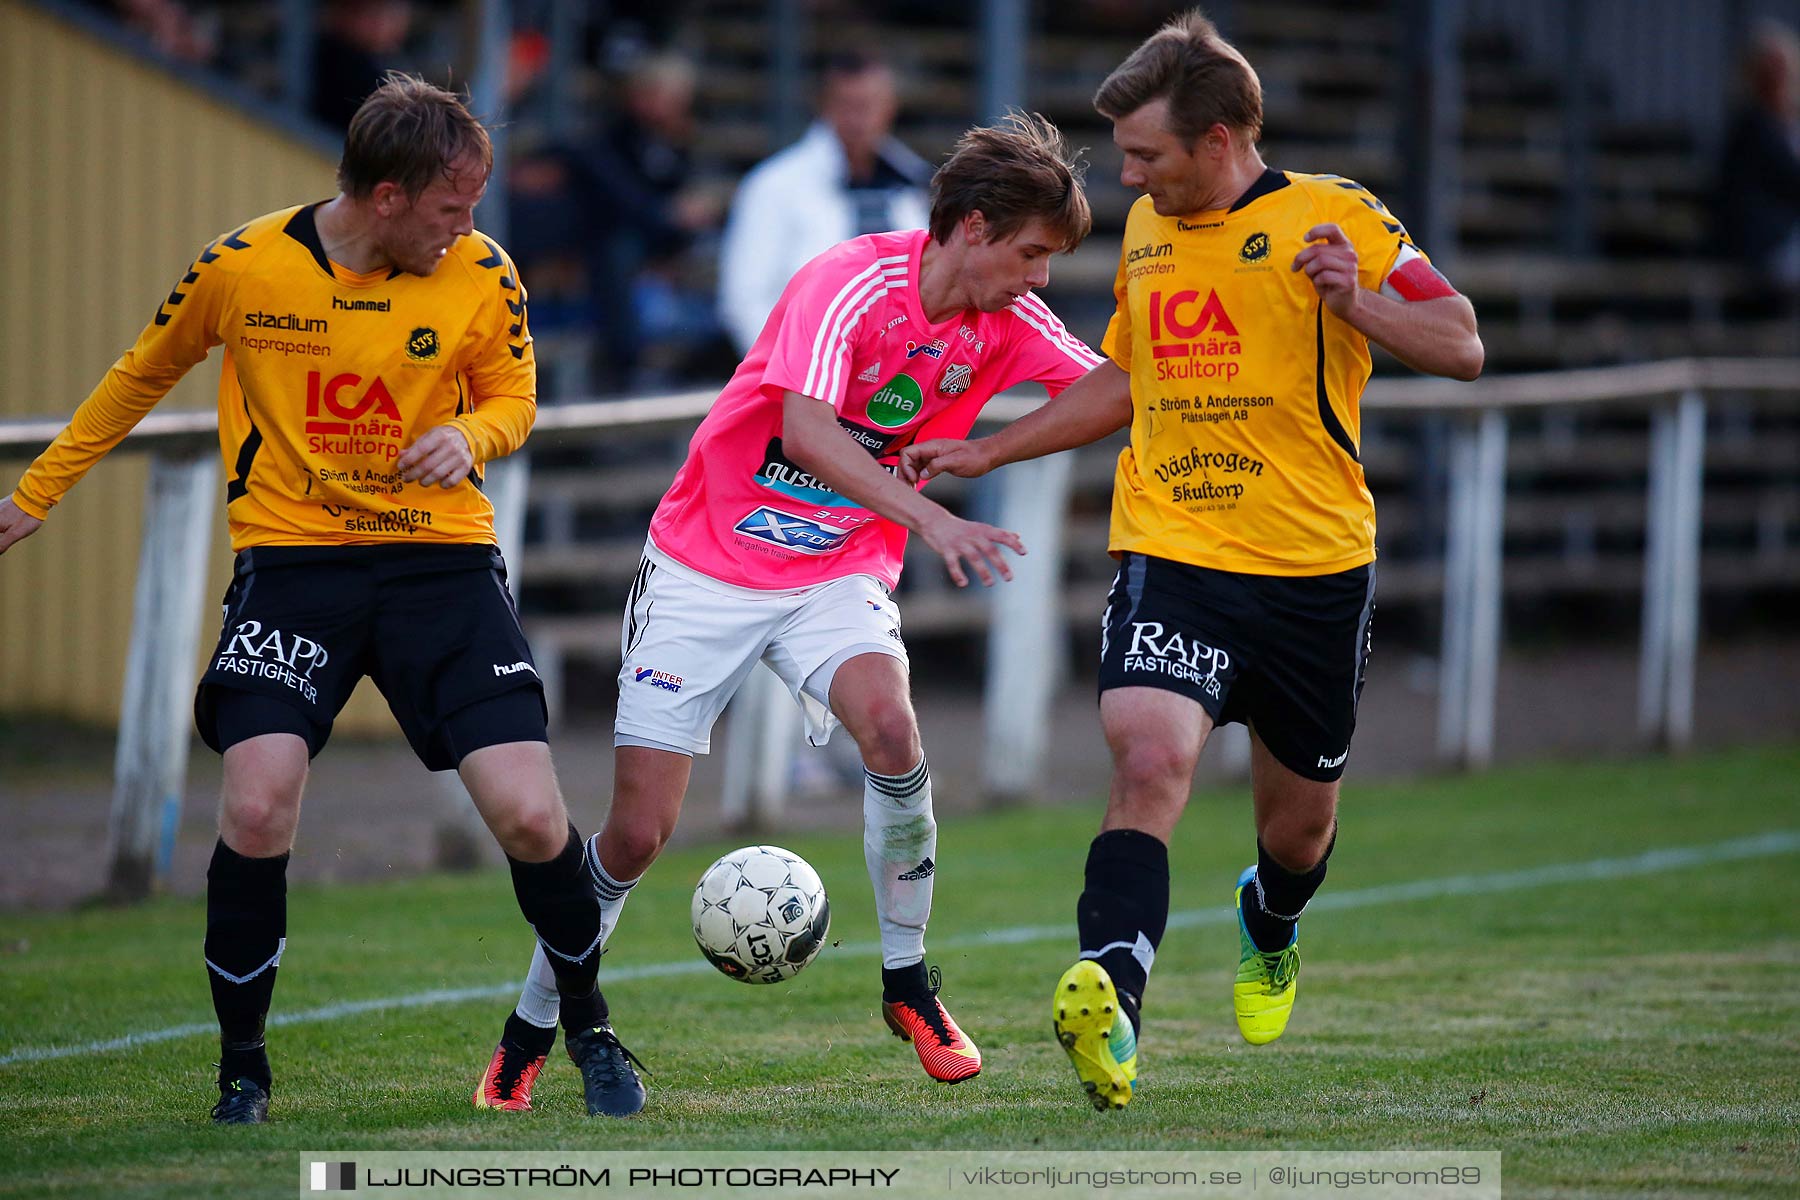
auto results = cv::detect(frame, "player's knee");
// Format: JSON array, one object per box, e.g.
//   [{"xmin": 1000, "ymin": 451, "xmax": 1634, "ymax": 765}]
[
  {"xmin": 1260, "ymin": 814, "xmax": 1335, "ymax": 871},
  {"xmin": 1112, "ymin": 738, "xmax": 1195, "ymax": 802},
  {"xmin": 605, "ymin": 819, "xmax": 670, "ymax": 877},
  {"xmin": 487, "ymin": 801, "xmax": 568, "ymax": 862},
  {"xmin": 850, "ymin": 700, "xmax": 920, "ymax": 775},
  {"xmin": 220, "ymin": 788, "xmax": 300, "ymax": 856}
]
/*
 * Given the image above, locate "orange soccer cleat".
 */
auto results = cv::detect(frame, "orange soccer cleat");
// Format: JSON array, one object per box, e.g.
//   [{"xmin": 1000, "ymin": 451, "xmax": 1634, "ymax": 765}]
[{"xmin": 881, "ymin": 965, "xmax": 982, "ymax": 1084}]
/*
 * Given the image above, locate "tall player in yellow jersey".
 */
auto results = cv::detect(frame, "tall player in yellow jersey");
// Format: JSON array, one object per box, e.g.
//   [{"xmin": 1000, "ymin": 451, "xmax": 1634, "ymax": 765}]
[
  {"xmin": 0, "ymin": 76, "xmax": 633, "ymax": 1123},
  {"xmin": 905, "ymin": 10, "xmax": 1483, "ymax": 1111}
]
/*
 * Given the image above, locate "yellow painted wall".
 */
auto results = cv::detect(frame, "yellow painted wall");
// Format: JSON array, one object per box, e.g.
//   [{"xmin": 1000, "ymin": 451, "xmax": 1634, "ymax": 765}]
[{"xmin": 0, "ymin": 1, "xmax": 391, "ymax": 734}]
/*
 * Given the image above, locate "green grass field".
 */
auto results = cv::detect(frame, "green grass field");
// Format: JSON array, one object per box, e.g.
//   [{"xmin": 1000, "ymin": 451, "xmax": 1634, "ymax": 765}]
[{"xmin": 3, "ymin": 746, "xmax": 1798, "ymax": 1198}]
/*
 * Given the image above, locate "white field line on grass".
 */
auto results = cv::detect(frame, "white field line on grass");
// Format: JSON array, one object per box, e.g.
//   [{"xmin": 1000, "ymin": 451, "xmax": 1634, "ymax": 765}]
[{"xmin": 3, "ymin": 829, "xmax": 1796, "ymax": 1068}]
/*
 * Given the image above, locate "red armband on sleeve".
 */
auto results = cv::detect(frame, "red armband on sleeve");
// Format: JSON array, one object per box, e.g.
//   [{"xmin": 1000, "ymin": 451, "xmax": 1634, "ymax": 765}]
[{"xmin": 1384, "ymin": 255, "xmax": 1457, "ymax": 301}]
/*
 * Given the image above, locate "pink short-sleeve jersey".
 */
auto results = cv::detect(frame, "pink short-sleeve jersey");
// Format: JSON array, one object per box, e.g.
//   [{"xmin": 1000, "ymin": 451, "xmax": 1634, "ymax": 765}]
[{"xmin": 648, "ymin": 229, "xmax": 1103, "ymax": 591}]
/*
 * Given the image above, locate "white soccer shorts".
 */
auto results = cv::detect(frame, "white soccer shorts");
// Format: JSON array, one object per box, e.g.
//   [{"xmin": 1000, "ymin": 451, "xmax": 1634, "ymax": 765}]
[{"xmin": 613, "ymin": 548, "xmax": 908, "ymax": 755}]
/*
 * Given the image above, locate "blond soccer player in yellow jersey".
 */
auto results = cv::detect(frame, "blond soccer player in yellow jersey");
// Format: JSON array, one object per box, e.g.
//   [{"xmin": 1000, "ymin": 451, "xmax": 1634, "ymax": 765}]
[
  {"xmin": 903, "ymin": 10, "xmax": 1484, "ymax": 1111},
  {"xmin": 0, "ymin": 75, "xmax": 633, "ymax": 1124}
]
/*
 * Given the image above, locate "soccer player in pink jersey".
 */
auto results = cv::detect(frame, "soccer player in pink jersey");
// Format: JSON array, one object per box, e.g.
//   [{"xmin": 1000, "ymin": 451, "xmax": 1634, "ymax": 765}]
[{"xmin": 471, "ymin": 114, "xmax": 1103, "ymax": 1116}]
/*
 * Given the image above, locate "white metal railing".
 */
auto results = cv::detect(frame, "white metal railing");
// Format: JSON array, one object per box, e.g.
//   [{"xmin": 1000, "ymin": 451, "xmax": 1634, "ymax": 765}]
[{"xmin": 3, "ymin": 357, "xmax": 1794, "ymax": 898}]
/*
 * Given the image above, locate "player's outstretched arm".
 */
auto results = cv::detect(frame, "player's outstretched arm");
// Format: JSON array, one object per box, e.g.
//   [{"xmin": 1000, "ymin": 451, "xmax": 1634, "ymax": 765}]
[
  {"xmin": 782, "ymin": 391, "xmax": 1024, "ymax": 588},
  {"xmin": 901, "ymin": 359, "xmax": 1133, "ymax": 484},
  {"xmin": 1293, "ymin": 223, "xmax": 1484, "ymax": 381},
  {"xmin": 0, "ymin": 497, "xmax": 45, "ymax": 555}
]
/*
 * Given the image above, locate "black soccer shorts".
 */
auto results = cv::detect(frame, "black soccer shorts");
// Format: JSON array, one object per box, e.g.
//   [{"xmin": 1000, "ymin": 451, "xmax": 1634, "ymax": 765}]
[
  {"xmin": 1097, "ymin": 551, "xmax": 1376, "ymax": 782},
  {"xmin": 195, "ymin": 544, "xmax": 547, "ymax": 771}
]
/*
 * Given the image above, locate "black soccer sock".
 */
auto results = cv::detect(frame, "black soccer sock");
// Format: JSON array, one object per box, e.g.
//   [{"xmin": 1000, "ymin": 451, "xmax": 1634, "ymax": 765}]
[
  {"xmin": 504, "ymin": 1010, "xmax": 558, "ymax": 1059},
  {"xmin": 881, "ymin": 960, "xmax": 931, "ymax": 1005},
  {"xmin": 204, "ymin": 839, "xmax": 288, "ymax": 1089},
  {"xmin": 1075, "ymin": 829, "xmax": 1170, "ymax": 1015},
  {"xmin": 1242, "ymin": 829, "xmax": 1336, "ymax": 953},
  {"xmin": 507, "ymin": 823, "xmax": 607, "ymax": 1034}
]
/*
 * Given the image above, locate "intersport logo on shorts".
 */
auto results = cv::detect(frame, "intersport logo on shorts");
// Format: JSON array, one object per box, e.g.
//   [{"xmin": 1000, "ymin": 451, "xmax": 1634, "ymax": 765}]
[
  {"xmin": 632, "ymin": 666, "xmax": 683, "ymax": 693},
  {"xmin": 214, "ymin": 621, "xmax": 329, "ymax": 705},
  {"xmin": 1121, "ymin": 621, "xmax": 1229, "ymax": 699}
]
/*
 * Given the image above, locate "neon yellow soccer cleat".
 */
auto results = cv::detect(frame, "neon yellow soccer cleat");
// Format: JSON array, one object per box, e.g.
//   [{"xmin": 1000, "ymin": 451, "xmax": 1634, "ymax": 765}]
[
  {"xmin": 1234, "ymin": 865, "xmax": 1301, "ymax": 1045},
  {"xmin": 1051, "ymin": 959, "xmax": 1137, "ymax": 1111}
]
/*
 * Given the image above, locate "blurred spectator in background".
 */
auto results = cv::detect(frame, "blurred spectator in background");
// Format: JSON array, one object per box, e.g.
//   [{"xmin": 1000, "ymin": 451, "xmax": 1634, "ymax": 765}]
[
  {"xmin": 509, "ymin": 51, "xmax": 725, "ymax": 392},
  {"xmin": 717, "ymin": 52, "xmax": 931, "ymax": 352},
  {"xmin": 576, "ymin": 51, "xmax": 725, "ymax": 388},
  {"xmin": 312, "ymin": 0, "xmax": 415, "ymax": 129},
  {"xmin": 1716, "ymin": 20, "xmax": 1800, "ymax": 300},
  {"xmin": 109, "ymin": 0, "xmax": 218, "ymax": 64}
]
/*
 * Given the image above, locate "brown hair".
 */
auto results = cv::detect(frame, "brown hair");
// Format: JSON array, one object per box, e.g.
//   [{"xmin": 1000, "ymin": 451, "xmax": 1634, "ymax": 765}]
[
  {"xmin": 928, "ymin": 111, "xmax": 1091, "ymax": 250},
  {"xmin": 337, "ymin": 72, "xmax": 494, "ymax": 200},
  {"xmin": 1093, "ymin": 9, "xmax": 1262, "ymax": 146}
]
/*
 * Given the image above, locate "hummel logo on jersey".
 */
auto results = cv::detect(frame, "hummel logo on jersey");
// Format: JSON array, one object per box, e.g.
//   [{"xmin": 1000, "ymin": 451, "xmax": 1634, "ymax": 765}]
[
  {"xmin": 493, "ymin": 661, "xmax": 535, "ymax": 678},
  {"xmin": 898, "ymin": 857, "xmax": 935, "ymax": 881},
  {"xmin": 857, "ymin": 363, "xmax": 881, "ymax": 383}
]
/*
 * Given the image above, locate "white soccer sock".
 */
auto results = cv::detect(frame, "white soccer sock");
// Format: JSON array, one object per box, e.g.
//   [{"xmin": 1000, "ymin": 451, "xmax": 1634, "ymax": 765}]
[
  {"xmin": 514, "ymin": 834, "xmax": 639, "ymax": 1028},
  {"xmin": 863, "ymin": 758, "xmax": 936, "ymax": 969}
]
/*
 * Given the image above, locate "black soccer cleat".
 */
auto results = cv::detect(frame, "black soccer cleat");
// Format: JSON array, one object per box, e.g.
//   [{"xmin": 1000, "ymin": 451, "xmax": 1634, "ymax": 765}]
[
  {"xmin": 211, "ymin": 1076, "xmax": 270, "ymax": 1125},
  {"xmin": 566, "ymin": 1024, "xmax": 647, "ymax": 1117}
]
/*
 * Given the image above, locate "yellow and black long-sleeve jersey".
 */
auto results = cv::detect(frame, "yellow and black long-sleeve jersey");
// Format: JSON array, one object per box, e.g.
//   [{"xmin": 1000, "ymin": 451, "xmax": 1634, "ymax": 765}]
[
  {"xmin": 13, "ymin": 203, "xmax": 535, "ymax": 548},
  {"xmin": 1103, "ymin": 169, "xmax": 1429, "ymax": 576}
]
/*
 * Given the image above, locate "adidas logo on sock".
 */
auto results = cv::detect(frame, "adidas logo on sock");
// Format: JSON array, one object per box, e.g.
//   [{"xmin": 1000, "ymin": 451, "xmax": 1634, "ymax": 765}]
[{"xmin": 897, "ymin": 857, "xmax": 934, "ymax": 881}]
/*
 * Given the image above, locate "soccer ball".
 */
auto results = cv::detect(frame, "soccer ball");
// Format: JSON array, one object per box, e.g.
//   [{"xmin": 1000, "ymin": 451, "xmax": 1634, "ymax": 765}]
[{"xmin": 691, "ymin": 845, "xmax": 830, "ymax": 984}]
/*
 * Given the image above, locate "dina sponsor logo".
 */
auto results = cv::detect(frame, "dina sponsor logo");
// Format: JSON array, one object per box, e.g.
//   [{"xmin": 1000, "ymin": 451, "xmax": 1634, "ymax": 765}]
[
  {"xmin": 864, "ymin": 374, "xmax": 924, "ymax": 429},
  {"xmin": 732, "ymin": 507, "xmax": 855, "ymax": 555}
]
